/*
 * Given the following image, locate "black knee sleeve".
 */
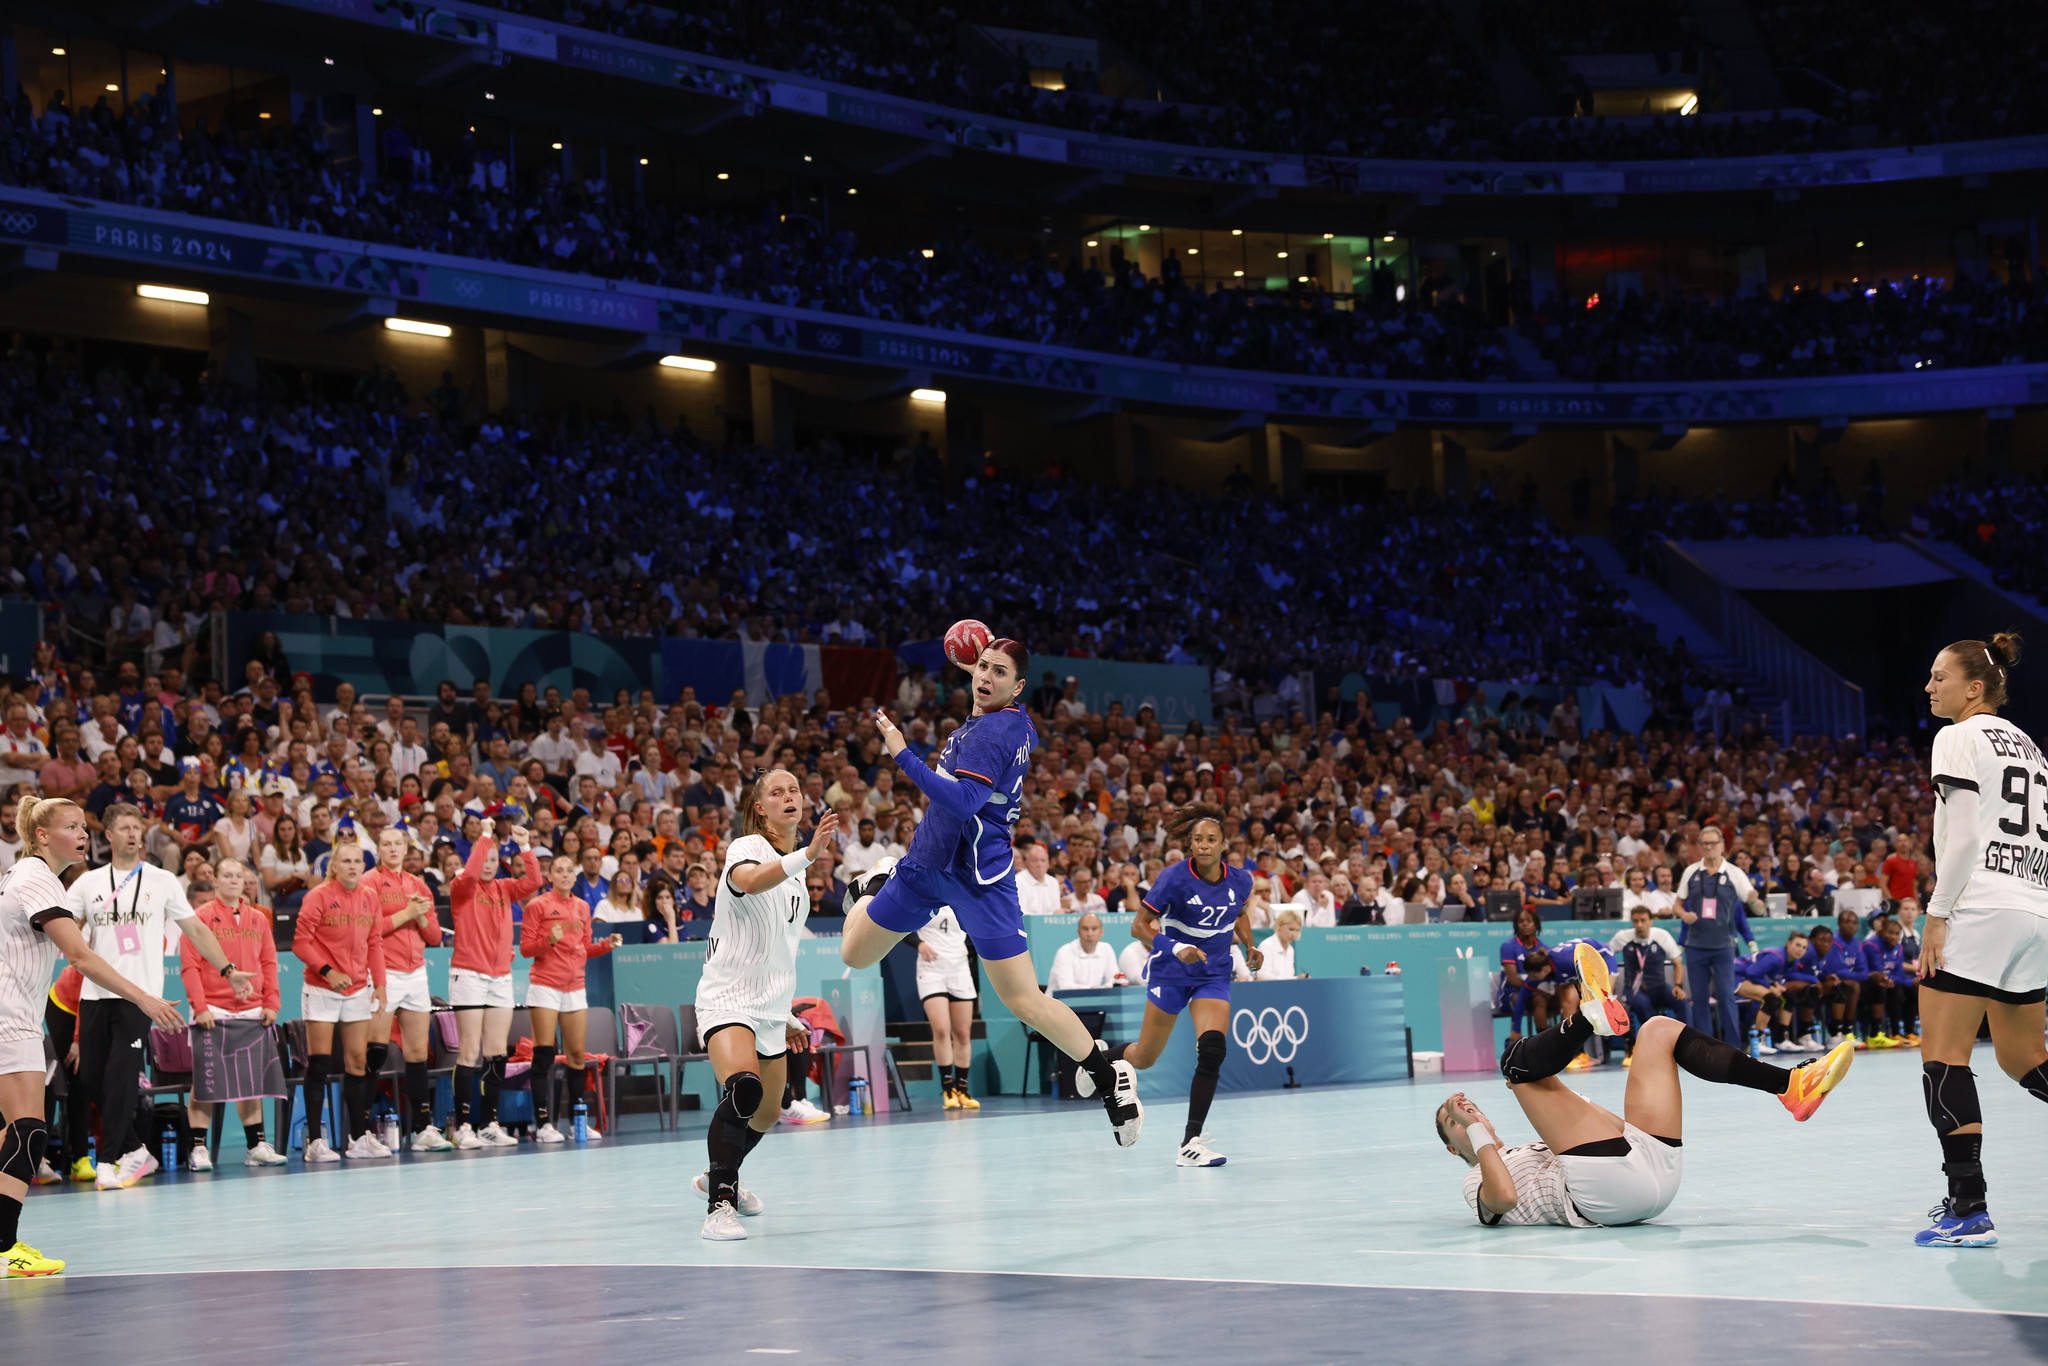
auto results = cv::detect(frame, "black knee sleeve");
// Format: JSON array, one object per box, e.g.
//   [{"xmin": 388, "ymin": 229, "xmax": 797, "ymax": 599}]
[
  {"xmin": 365, "ymin": 1042, "xmax": 389, "ymax": 1075},
  {"xmin": 1923, "ymin": 1061, "xmax": 1983, "ymax": 1133},
  {"xmin": 2019, "ymin": 1062, "xmax": 2048, "ymax": 1106},
  {"xmin": 1762, "ymin": 992, "xmax": 1782, "ymax": 1016},
  {"xmin": 1194, "ymin": 1030, "xmax": 1225, "ymax": 1078},
  {"xmin": 0, "ymin": 1116, "xmax": 49, "ymax": 1182},
  {"xmin": 722, "ymin": 1071, "xmax": 765, "ymax": 1120}
]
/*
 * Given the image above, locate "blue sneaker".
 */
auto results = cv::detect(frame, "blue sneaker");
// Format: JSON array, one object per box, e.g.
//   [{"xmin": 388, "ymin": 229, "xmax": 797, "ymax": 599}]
[{"xmin": 1914, "ymin": 1199, "xmax": 1997, "ymax": 1248}]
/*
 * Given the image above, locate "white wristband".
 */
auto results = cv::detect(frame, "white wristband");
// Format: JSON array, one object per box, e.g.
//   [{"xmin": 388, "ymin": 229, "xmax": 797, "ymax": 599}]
[
  {"xmin": 1466, "ymin": 1123, "xmax": 1498, "ymax": 1156},
  {"xmin": 780, "ymin": 849, "xmax": 814, "ymax": 878}
]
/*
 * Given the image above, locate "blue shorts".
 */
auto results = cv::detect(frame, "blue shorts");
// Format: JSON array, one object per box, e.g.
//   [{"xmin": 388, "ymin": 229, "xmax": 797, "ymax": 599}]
[
  {"xmin": 1144, "ymin": 948, "xmax": 1233, "ymax": 1016},
  {"xmin": 866, "ymin": 859, "xmax": 1029, "ymax": 961}
]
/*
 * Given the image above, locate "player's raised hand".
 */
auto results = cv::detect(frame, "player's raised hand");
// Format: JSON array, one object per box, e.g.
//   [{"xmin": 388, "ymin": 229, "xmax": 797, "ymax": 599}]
[
  {"xmin": 873, "ymin": 708, "xmax": 905, "ymax": 757},
  {"xmin": 806, "ymin": 811, "xmax": 841, "ymax": 861}
]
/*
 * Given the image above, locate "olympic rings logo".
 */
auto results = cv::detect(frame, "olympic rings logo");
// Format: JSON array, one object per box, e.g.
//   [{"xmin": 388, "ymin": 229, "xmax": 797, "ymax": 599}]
[
  {"xmin": 0, "ymin": 211, "xmax": 40, "ymax": 237},
  {"xmin": 1232, "ymin": 1005, "xmax": 1309, "ymax": 1064}
]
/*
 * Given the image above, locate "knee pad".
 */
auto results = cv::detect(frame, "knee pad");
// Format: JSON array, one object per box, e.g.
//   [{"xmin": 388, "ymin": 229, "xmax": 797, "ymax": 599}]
[
  {"xmin": 1195, "ymin": 1030, "xmax": 1226, "ymax": 1077},
  {"xmin": 1762, "ymin": 992, "xmax": 1782, "ymax": 1016},
  {"xmin": 1923, "ymin": 1061, "xmax": 1983, "ymax": 1132},
  {"xmin": 364, "ymin": 1042, "xmax": 389, "ymax": 1072},
  {"xmin": 722, "ymin": 1071, "xmax": 765, "ymax": 1119},
  {"xmin": 2018, "ymin": 1062, "xmax": 2048, "ymax": 1106},
  {"xmin": 0, "ymin": 1116, "xmax": 49, "ymax": 1182}
]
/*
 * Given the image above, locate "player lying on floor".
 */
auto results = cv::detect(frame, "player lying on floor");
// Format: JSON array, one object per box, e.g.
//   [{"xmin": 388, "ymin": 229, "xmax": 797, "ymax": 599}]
[{"xmin": 1435, "ymin": 943, "xmax": 1854, "ymax": 1228}]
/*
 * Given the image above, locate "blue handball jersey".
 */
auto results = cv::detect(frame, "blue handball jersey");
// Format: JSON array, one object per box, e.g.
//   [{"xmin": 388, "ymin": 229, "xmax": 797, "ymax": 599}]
[
  {"xmin": 1143, "ymin": 860, "xmax": 1255, "ymax": 950},
  {"xmin": 904, "ymin": 705, "xmax": 1036, "ymax": 885}
]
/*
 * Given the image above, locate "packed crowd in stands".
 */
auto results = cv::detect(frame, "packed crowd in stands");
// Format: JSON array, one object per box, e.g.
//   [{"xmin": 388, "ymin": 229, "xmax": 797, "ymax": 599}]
[
  {"xmin": 1522, "ymin": 275, "xmax": 2048, "ymax": 383},
  {"xmin": 1605, "ymin": 482, "xmax": 1881, "ymax": 577},
  {"xmin": 478, "ymin": 0, "xmax": 2047, "ymax": 159},
  {"xmin": 1919, "ymin": 476, "xmax": 2048, "ymax": 605},
  {"xmin": 0, "ymin": 337, "xmax": 1701, "ymax": 699}
]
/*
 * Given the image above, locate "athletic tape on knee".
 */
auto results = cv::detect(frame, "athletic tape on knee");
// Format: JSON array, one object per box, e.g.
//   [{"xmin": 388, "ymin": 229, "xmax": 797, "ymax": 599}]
[
  {"xmin": 0, "ymin": 1117, "xmax": 49, "ymax": 1181},
  {"xmin": 1195, "ymin": 1030, "xmax": 1226, "ymax": 1077},
  {"xmin": 1923, "ymin": 1060, "xmax": 1983, "ymax": 1132}
]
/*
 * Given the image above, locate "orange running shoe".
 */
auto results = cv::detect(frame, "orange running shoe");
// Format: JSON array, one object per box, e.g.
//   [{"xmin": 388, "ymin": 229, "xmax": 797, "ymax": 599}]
[
  {"xmin": 1573, "ymin": 942, "xmax": 1632, "ymax": 1037},
  {"xmin": 1779, "ymin": 1041, "xmax": 1854, "ymax": 1122}
]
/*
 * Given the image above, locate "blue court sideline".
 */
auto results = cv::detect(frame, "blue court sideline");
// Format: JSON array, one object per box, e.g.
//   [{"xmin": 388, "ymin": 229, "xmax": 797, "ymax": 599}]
[{"xmin": 7, "ymin": 1050, "xmax": 2047, "ymax": 1365}]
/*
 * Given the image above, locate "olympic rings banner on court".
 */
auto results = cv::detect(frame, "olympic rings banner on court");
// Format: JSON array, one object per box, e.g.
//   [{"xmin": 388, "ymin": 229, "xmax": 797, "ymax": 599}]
[
  {"xmin": 5, "ymin": 186, "xmax": 2048, "ymax": 427},
  {"xmin": 1052, "ymin": 977, "xmax": 1408, "ymax": 1097}
]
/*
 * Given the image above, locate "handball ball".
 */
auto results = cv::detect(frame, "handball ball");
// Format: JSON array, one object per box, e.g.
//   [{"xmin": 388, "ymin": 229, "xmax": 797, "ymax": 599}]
[{"xmin": 944, "ymin": 619, "xmax": 993, "ymax": 668}]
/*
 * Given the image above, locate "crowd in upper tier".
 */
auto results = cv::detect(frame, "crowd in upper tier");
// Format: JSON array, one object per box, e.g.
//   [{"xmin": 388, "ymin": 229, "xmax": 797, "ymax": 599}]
[
  {"xmin": 9, "ymin": 91, "xmax": 2048, "ymax": 387},
  {"xmin": 479, "ymin": 0, "xmax": 2048, "ymax": 158}
]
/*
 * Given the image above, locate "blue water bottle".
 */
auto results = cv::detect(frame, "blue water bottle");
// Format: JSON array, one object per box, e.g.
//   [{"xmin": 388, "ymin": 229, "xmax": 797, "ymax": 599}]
[
  {"xmin": 849, "ymin": 1077, "xmax": 871, "ymax": 1116},
  {"xmin": 573, "ymin": 1099, "xmax": 588, "ymax": 1143},
  {"xmin": 1747, "ymin": 1026, "xmax": 1762, "ymax": 1059},
  {"xmin": 161, "ymin": 1124, "xmax": 179, "ymax": 1172}
]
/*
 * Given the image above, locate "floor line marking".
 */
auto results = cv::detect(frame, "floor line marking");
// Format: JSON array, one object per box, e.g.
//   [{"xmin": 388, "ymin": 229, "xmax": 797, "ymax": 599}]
[
  {"xmin": 34, "ymin": 1262, "xmax": 2048, "ymax": 1319},
  {"xmin": 1351, "ymin": 1249, "xmax": 1635, "ymax": 1263}
]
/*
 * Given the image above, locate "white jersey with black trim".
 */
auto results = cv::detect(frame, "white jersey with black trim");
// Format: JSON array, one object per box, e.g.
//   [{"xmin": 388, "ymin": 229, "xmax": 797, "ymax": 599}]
[
  {"xmin": 697, "ymin": 834, "xmax": 809, "ymax": 1019},
  {"xmin": 917, "ymin": 906, "xmax": 970, "ymax": 965},
  {"xmin": 0, "ymin": 857, "xmax": 71, "ymax": 1050},
  {"xmin": 1462, "ymin": 1143, "xmax": 1600, "ymax": 1228},
  {"xmin": 1930, "ymin": 713, "xmax": 2048, "ymax": 919}
]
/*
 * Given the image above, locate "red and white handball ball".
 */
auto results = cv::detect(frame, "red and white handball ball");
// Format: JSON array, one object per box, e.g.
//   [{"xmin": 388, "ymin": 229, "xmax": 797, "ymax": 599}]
[{"xmin": 944, "ymin": 618, "xmax": 993, "ymax": 668}]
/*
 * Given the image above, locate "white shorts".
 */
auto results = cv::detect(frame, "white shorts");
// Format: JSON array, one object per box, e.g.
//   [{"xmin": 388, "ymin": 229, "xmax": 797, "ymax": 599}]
[
  {"xmin": 525, "ymin": 984, "xmax": 588, "ymax": 1013},
  {"xmin": 302, "ymin": 982, "xmax": 375, "ymax": 1024},
  {"xmin": 1558, "ymin": 1123, "xmax": 1684, "ymax": 1227},
  {"xmin": 916, "ymin": 957, "xmax": 976, "ymax": 1001},
  {"xmin": 1934, "ymin": 905, "xmax": 2048, "ymax": 1000},
  {"xmin": 449, "ymin": 969, "xmax": 515, "ymax": 1009},
  {"xmin": 696, "ymin": 1006, "xmax": 793, "ymax": 1059},
  {"xmin": 383, "ymin": 967, "xmax": 433, "ymax": 1014},
  {"xmin": 194, "ymin": 1005, "xmax": 266, "ymax": 1023},
  {"xmin": 0, "ymin": 1031, "xmax": 44, "ymax": 1077}
]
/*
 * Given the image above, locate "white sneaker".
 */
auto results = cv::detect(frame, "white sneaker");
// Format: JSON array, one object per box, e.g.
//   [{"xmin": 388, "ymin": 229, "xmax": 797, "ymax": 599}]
[
  {"xmin": 33, "ymin": 1158, "xmax": 61, "ymax": 1185},
  {"xmin": 694, "ymin": 1171, "xmax": 765, "ymax": 1214},
  {"xmin": 187, "ymin": 1143, "xmax": 214, "ymax": 1172},
  {"xmin": 1755, "ymin": 1041, "xmax": 1780, "ymax": 1055},
  {"xmin": 1176, "ymin": 1134, "xmax": 1226, "ymax": 1167},
  {"xmin": 700, "ymin": 1201, "xmax": 747, "ymax": 1241},
  {"xmin": 97, "ymin": 1146, "xmax": 158, "ymax": 1189},
  {"xmin": 365, "ymin": 1131, "xmax": 395, "ymax": 1157},
  {"xmin": 479, "ymin": 1122, "xmax": 519, "ymax": 1147},
  {"xmin": 411, "ymin": 1125, "xmax": 454, "ymax": 1153},
  {"xmin": 454, "ymin": 1123, "xmax": 485, "ymax": 1150},
  {"xmin": 780, "ymin": 1098, "xmax": 829, "ymax": 1124},
  {"xmin": 1824, "ymin": 1033, "xmax": 1847, "ymax": 1049},
  {"xmin": 345, "ymin": 1133, "xmax": 392, "ymax": 1160},
  {"xmin": 535, "ymin": 1122, "xmax": 566, "ymax": 1144},
  {"xmin": 1105, "ymin": 1059, "xmax": 1144, "ymax": 1147},
  {"xmin": 245, "ymin": 1141, "xmax": 287, "ymax": 1166},
  {"xmin": 584, "ymin": 1124, "xmax": 602, "ymax": 1140},
  {"xmin": 304, "ymin": 1137, "xmax": 341, "ymax": 1163},
  {"xmin": 1074, "ymin": 1040, "xmax": 1109, "ymax": 1098}
]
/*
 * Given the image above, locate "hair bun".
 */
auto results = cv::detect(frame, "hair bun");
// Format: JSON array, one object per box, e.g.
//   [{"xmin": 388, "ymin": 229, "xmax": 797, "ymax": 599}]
[{"xmin": 1989, "ymin": 631, "xmax": 2024, "ymax": 669}]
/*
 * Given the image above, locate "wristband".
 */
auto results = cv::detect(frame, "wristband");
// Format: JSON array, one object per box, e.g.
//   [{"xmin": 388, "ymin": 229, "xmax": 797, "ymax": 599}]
[
  {"xmin": 216, "ymin": 960, "xmax": 235, "ymax": 978},
  {"xmin": 1466, "ymin": 1123, "xmax": 1498, "ymax": 1155},
  {"xmin": 780, "ymin": 849, "xmax": 814, "ymax": 878},
  {"xmin": 1152, "ymin": 934, "xmax": 1175, "ymax": 955}
]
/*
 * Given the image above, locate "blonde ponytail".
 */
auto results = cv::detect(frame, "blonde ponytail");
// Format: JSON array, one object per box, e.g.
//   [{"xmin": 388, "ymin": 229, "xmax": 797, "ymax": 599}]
[{"xmin": 17, "ymin": 794, "xmax": 80, "ymax": 858}]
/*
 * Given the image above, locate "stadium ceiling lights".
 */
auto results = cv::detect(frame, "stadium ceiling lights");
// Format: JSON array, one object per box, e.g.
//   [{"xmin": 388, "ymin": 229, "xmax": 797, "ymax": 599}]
[
  {"xmin": 910, "ymin": 388, "xmax": 946, "ymax": 403},
  {"xmin": 659, "ymin": 356, "xmax": 717, "ymax": 373},
  {"xmin": 136, "ymin": 284, "xmax": 209, "ymax": 306},
  {"xmin": 384, "ymin": 318, "xmax": 452, "ymax": 338}
]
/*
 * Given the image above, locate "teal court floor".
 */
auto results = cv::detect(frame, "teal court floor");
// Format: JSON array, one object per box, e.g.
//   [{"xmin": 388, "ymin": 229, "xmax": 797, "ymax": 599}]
[{"xmin": 5, "ymin": 1047, "xmax": 2047, "ymax": 1364}]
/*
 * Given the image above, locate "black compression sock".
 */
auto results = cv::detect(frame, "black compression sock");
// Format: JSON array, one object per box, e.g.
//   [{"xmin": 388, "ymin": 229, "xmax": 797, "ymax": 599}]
[
  {"xmin": 1499, "ymin": 1015, "xmax": 1595, "ymax": 1084},
  {"xmin": 480, "ymin": 1056, "xmax": 505, "ymax": 1124},
  {"xmin": 454, "ymin": 1064, "xmax": 478, "ymax": 1128},
  {"xmin": 739, "ymin": 1123, "xmax": 766, "ymax": 1157},
  {"xmin": 1940, "ymin": 1130, "xmax": 1987, "ymax": 1215},
  {"xmin": 2020, "ymin": 1062, "xmax": 2048, "ymax": 1106},
  {"xmin": 343, "ymin": 1072, "xmax": 371, "ymax": 1140},
  {"xmin": 1671, "ymin": 1024, "xmax": 1793, "ymax": 1095},
  {"xmin": 1079, "ymin": 1040, "xmax": 1118, "ymax": 1094},
  {"xmin": 302, "ymin": 1054, "xmax": 332, "ymax": 1141},
  {"xmin": 244, "ymin": 1123, "xmax": 265, "ymax": 1151},
  {"xmin": 531, "ymin": 1047, "xmax": 558, "ymax": 1124},
  {"xmin": 405, "ymin": 1060, "xmax": 432, "ymax": 1130},
  {"xmin": 0, "ymin": 1192, "xmax": 19, "ymax": 1247}
]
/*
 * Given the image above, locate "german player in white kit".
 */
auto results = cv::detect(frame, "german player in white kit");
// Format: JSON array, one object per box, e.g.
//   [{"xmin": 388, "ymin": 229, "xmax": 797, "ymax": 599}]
[
  {"xmin": 694, "ymin": 769, "xmax": 839, "ymax": 1241},
  {"xmin": 914, "ymin": 901, "xmax": 980, "ymax": 1110},
  {"xmin": 1913, "ymin": 633, "xmax": 2048, "ymax": 1248},
  {"xmin": 0, "ymin": 797, "xmax": 187, "ymax": 1278}
]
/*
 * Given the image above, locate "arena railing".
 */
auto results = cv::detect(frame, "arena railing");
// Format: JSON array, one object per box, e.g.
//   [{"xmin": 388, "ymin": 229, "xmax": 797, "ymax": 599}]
[
  {"xmin": 5, "ymin": 185, "xmax": 2045, "ymax": 428},
  {"xmin": 252, "ymin": 0, "xmax": 2048, "ymax": 198}
]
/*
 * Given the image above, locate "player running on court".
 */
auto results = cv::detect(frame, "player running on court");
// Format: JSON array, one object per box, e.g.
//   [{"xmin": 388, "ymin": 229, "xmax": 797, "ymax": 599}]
[
  {"xmin": 841, "ymin": 635, "xmax": 1145, "ymax": 1147},
  {"xmin": 1111, "ymin": 803, "xmax": 1260, "ymax": 1167},
  {"xmin": 1436, "ymin": 943, "xmax": 1854, "ymax": 1228},
  {"xmin": 695, "ymin": 770, "xmax": 837, "ymax": 1241},
  {"xmin": 1913, "ymin": 633, "xmax": 2048, "ymax": 1248},
  {"xmin": 914, "ymin": 903, "xmax": 981, "ymax": 1110}
]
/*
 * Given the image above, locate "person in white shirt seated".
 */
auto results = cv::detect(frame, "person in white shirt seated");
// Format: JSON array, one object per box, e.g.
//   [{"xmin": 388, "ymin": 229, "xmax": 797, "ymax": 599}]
[
  {"xmin": 840, "ymin": 818, "xmax": 893, "ymax": 880},
  {"xmin": 1065, "ymin": 865, "xmax": 1107, "ymax": 915},
  {"xmin": 592, "ymin": 873, "xmax": 642, "ymax": 929},
  {"xmin": 1255, "ymin": 909, "xmax": 1309, "ymax": 980},
  {"xmin": 1641, "ymin": 864, "xmax": 1679, "ymax": 916},
  {"xmin": 1117, "ymin": 937, "xmax": 1152, "ymax": 986},
  {"xmin": 1046, "ymin": 914, "xmax": 1124, "ymax": 993},
  {"xmin": 1299, "ymin": 869, "xmax": 1337, "ymax": 927},
  {"xmin": 1015, "ymin": 841, "xmax": 1063, "ymax": 916},
  {"xmin": 1619, "ymin": 867, "xmax": 1656, "ymax": 916}
]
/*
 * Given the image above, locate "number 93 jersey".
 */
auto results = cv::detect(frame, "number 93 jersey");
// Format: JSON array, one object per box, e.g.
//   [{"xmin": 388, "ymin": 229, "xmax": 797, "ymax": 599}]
[
  {"xmin": 1932, "ymin": 713, "xmax": 2048, "ymax": 917},
  {"xmin": 699, "ymin": 833, "xmax": 811, "ymax": 1017},
  {"xmin": 905, "ymin": 705, "xmax": 1037, "ymax": 887}
]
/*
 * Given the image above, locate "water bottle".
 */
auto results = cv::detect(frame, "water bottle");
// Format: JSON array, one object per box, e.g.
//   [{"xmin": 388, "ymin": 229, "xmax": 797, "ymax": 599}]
[
  {"xmin": 848, "ymin": 1077, "xmax": 869, "ymax": 1116},
  {"xmin": 381, "ymin": 1114, "xmax": 401, "ymax": 1151},
  {"xmin": 1747, "ymin": 1027, "xmax": 1762, "ymax": 1059},
  {"xmin": 572, "ymin": 1099, "xmax": 588, "ymax": 1143},
  {"xmin": 161, "ymin": 1124, "xmax": 179, "ymax": 1172},
  {"xmin": 87, "ymin": 1134, "xmax": 97, "ymax": 1167}
]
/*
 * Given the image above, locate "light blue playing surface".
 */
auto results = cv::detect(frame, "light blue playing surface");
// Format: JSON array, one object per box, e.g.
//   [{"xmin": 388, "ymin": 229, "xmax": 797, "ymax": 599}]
[{"xmin": 19, "ymin": 1047, "xmax": 2046, "ymax": 1318}]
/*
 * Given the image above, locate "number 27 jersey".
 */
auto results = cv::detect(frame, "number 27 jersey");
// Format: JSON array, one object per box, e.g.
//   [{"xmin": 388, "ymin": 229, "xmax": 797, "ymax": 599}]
[{"xmin": 1931, "ymin": 713, "xmax": 2048, "ymax": 918}]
